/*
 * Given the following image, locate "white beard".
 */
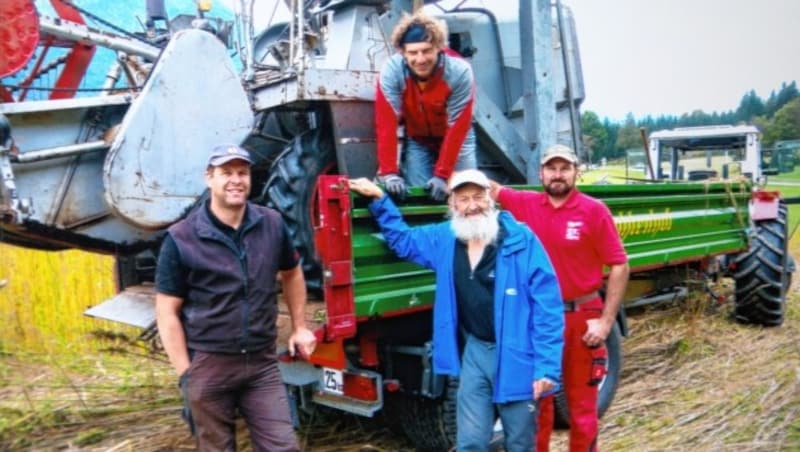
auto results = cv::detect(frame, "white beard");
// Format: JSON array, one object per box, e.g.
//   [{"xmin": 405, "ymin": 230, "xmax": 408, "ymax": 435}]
[{"xmin": 450, "ymin": 208, "xmax": 500, "ymax": 244}]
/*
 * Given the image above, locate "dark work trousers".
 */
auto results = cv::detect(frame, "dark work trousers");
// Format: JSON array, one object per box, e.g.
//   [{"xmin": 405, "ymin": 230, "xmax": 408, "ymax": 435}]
[{"xmin": 182, "ymin": 348, "xmax": 299, "ymax": 452}]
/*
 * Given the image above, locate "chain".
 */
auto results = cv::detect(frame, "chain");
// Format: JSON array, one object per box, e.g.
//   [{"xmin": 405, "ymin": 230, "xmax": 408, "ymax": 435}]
[{"xmin": 67, "ymin": 1, "xmax": 154, "ymax": 46}]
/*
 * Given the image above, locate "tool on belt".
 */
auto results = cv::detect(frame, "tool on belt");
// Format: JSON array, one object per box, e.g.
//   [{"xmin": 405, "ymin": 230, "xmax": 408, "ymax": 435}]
[{"xmin": 588, "ymin": 345, "xmax": 608, "ymax": 386}]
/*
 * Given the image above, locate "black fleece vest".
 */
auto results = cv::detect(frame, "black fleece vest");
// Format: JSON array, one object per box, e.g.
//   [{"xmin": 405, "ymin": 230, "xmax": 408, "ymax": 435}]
[{"xmin": 168, "ymin": 203, "xmax": 285, "ymax": 354}]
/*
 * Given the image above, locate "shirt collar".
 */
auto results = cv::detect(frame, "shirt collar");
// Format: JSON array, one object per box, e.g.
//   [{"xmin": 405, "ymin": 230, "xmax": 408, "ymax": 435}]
[{"xmin": 204, "ymin": 199, "xmax": 251, "ymax": 234}]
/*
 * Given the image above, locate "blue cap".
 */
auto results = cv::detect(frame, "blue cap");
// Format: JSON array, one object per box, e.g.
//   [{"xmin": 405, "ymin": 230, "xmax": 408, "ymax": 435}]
[{"xmin": 207, "ymin": 144, "xmax": 253, "ymax": 167}]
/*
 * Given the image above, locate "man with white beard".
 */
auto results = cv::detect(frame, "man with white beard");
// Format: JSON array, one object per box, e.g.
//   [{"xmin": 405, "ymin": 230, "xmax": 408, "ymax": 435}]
[{"xmin": 349, "ymin": 169, "xmax": 564, "ymax": 451}]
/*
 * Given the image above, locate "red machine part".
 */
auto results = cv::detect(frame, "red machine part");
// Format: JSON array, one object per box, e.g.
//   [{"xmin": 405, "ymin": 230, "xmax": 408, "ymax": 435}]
[
  {"xmin": 0, "ymin": 0, "xmax": 40, "ymax": 78},
  {"xmin": 1, "ymin": 0, "xmax": 96, "ymax": 102},
  {"xmin": 751, "ymin": 190, "xmax": 780, "ymax": 221},
  {"xmin": 46, "ymin": 0, "xmax": 96, "ymax": 100},
  {"xmin": 314, "ymin": 175, "xmax": 357, "ymax": 341}
]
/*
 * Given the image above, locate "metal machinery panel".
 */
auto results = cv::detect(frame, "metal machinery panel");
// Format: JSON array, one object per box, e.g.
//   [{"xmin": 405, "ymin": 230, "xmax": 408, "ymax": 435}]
[
  {"xmin": 103, "ymin": 29, "xmax": 253, "ymax": 230},
  {"xmin": 1, "ymin": 95, "xmax": 161, "ymax": 247},
  {"xmin": 330, "ymin": 101, "xmax": 378, "ymax": 179},
  {"xmin": 250, "ymin": 68, "xmax": 377, "ymax": 111},
  {"xmin": 84, "ymin": 284, "xmax": 156, "ymax": 329}
]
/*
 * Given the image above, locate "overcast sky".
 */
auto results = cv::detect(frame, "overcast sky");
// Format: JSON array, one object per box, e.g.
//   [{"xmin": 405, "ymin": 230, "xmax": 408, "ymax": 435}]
[{"xmin": 564, "ymin": 0, "xmax": 800, "ymax": 120}]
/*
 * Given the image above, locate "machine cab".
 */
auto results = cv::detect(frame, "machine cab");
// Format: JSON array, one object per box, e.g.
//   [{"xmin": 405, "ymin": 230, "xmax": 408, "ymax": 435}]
[{"xmin": 647, "ymin": 125, "xmax": 763, "ymax": 185}]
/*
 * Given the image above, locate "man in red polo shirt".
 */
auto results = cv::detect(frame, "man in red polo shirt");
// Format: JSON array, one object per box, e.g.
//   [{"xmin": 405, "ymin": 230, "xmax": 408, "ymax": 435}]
[{"xmin": 489, "ymin": 144, "xmax": 629, "ymax": 452}]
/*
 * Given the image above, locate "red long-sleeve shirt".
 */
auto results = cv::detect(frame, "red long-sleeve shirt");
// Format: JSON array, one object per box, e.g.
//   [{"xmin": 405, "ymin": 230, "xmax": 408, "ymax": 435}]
[{"xmin": 375, "ymin": 50, "xmax": 475, "ymax": 180}]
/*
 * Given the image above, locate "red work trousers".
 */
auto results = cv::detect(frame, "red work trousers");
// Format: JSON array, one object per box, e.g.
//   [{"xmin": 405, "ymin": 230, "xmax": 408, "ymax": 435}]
[{"xmin": 537, "ymin": 299, "xmax": 604, "ymax": 452}]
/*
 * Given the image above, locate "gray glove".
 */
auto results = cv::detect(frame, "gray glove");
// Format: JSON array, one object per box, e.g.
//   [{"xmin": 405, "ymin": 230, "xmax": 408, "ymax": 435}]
[
  {"xmin": 425, "ymin": 176, "xmax": 449, "ymax": 202},
  {"xmin": 379, "ymin": 173, "xmax": 408, "ymax": 200},
  {"xmin": 178, "ymin": 371, "xmax": 196, "ymax": 435}
]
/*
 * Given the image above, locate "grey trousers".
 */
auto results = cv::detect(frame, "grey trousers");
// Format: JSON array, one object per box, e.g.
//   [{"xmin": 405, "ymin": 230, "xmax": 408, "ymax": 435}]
[{"xmin": 457, "ymin": 335, "xmax": 538, "ymax": 452}]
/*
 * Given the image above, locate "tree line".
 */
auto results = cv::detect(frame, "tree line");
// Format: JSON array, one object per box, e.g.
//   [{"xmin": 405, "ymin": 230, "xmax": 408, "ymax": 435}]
[{"xmin": 581, "ymin": 81, "xmax": 800, "ymax": 163}]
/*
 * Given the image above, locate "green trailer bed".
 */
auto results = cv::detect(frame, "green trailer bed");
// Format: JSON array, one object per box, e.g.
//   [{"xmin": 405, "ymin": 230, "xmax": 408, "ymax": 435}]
[{"xmin": 342, "ymin": 180, "xmax": 751, "ymax": 319}]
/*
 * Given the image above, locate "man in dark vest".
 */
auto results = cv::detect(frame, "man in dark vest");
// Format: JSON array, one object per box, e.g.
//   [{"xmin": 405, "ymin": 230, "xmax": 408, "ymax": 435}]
[{"xmin": 155, "ymin": 144, "xmax": 316, "ymax": 451}]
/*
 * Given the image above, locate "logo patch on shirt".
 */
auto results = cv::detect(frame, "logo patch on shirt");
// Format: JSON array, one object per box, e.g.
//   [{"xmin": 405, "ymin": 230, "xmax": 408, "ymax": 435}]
[
  {"xmin": 566, "ymin": 221, "xmax": 583, "ymax": 240},
  {"xmin": 505, "ymin": 288, "xmax": 518, "ymax": 296}
]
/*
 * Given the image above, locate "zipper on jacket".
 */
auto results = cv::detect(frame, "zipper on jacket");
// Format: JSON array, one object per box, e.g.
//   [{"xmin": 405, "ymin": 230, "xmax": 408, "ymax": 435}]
[
  {"xmin": 415, "ymin": 82, "xmax": 434, "ymax": 137},
  {"xmin": 407, "ymin": 53, "xmax": 445, "ymax": 138},
  {"xmin": 210, "ymin": 226, "xmax": 251, "ymax": 353},
  {"xmin": 238, "ymin": 246, "xmax": 249, "ymax": 353}
]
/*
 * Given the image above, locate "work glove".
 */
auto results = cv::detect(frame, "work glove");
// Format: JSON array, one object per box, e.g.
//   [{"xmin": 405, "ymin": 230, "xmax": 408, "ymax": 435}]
[
  {"xmin": 178, "ymin": 371, "xmax": 196, "ymax": 435},
  {"xmin": 425, "ymin": 176, "xmax": 449, "ymax": 202},
  {"xmin": 379, "ymin": 173, "xmax": 408, "ymax": 200}
]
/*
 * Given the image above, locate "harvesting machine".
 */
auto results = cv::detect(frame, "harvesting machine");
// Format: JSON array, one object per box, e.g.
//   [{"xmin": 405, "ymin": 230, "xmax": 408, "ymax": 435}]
[{"xmin": 0, "ymin": 0, "xmax": 792, "ymax": 448}]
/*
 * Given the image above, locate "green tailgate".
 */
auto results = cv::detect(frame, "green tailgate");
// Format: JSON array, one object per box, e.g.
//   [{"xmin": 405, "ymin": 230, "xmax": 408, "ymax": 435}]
[{"xmin": 347, "ymin": 181, "xmax": 751, "ymax": 318}]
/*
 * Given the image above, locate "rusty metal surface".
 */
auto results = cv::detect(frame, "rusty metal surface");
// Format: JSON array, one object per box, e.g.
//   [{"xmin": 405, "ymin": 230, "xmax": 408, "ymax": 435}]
[
  {"xmin": 103, "ymin": 28, "xmax": 253, "ymax": 230},
  {"xmin": 250, "ymin": 69, "xmax": 377, "ymax": 111}
]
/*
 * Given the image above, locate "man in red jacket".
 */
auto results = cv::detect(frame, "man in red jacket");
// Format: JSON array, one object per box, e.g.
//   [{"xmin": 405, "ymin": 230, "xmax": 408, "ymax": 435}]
[
  {"xmin": 489, "ymin": 144, "xmax": 630, "ymax": 452},
  {"xmin": 375, "ymin": 11, "xmax": 476, "ymax": 201}
]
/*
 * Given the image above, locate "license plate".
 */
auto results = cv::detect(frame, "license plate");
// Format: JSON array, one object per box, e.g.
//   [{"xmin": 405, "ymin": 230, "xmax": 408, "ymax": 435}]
[{"xmin": 321, "ymin": 367, "xmax": 344, "ymax": 395}]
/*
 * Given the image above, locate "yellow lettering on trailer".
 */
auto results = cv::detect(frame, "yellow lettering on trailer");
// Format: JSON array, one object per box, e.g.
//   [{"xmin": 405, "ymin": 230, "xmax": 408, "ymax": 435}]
[{"xmin": 615, "ymin": 208, "xmax": 673, "ymax": 239}]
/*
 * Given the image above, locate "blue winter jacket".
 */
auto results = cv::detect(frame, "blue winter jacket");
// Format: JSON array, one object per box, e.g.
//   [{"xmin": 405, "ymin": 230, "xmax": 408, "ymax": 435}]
[{"xmin": 368, "ymin": 195, "xmax": 564, "ymax": 403}]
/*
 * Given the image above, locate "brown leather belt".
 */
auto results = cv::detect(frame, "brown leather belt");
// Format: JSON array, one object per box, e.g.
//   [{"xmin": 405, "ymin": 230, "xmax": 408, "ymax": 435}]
[{"xmin": 563, "ymin": 291, "xmax": 600, "ymax": 312}]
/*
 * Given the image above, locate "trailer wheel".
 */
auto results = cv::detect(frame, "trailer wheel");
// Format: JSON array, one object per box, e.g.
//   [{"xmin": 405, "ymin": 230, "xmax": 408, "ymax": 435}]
[
  {"xmin": 262, "ymin": 127, "xmax": 336, "ymax": 294},
  {"xmin": 732, "ymin": 201, "xmax": 791, "ymax": 326},
  {"xmin": 384, "ymin": 378, "xmax": 458, "ymax": 451},
  {"xmin": 554, "ymin": 321, "xmax": 622, "ymax": 429}
]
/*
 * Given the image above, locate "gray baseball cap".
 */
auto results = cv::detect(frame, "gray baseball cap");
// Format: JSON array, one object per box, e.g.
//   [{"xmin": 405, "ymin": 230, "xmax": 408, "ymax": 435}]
[
  {"xmin": 207, "ymin": 144, "xmax": 253, "ymax": 167},
  {"xmin": 541, "ymin": 144, "xmax": 579, "ymax": 165},
  {"xmin": 449, "ymin": 169, "xmax": 491, "ymax": 191}
]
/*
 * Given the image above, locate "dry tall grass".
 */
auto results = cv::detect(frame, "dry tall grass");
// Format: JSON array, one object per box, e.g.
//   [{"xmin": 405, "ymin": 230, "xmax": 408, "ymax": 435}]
[
  {"xmin": 0, "ymin": 244, "xmax": 131, "ymax": 354},
  {"xmin": 598, "ymin": 294, "xmax": 800, "ymax": 451}
]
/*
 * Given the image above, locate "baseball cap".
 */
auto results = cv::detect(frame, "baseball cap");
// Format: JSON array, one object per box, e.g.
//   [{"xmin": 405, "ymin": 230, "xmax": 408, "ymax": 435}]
[
  {"xmin": 207, "ymin": 144, "xmax": 253, "ymax": 167},
  {"xmin": 448, "ymin": 169, "xmax": 490, "ymax": 191},
  {"xmin": 541, "ymin": 144, "xmax": 578, "ymax": 165}
]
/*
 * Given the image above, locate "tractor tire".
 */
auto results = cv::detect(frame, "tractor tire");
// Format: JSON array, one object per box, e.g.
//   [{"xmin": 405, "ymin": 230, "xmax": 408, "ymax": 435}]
[
  {"xmin": 262, "ymin": 128, "xmax": 336, "ymax": 295},
  {"xmin": 732, "ymin": 201, "xmax": 791, "ymax": 326},
  {"xmin": 554, "ymin": 321, "xmax": 622, "ymax": 429},
  {"xmin": 383, "ymin": 378, "xmax": 458, "ymax": 451}
]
